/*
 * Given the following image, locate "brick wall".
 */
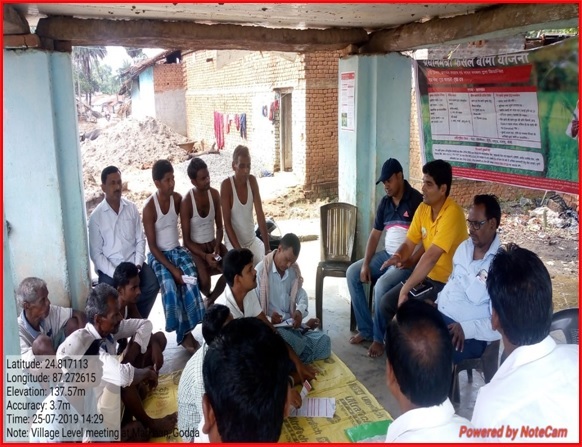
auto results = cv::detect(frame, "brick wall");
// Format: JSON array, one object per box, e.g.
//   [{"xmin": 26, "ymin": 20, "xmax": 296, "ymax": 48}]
[
  {"xmin": 303, "ymin": 51, "xmax": 340, "ymax": 199},
  {"xmin": 153, "ymin": 63, "xmax": 185, "ymax": 92},
  {"xmin": 409, "ymin": 36, "xmax": 579, "ymax": 209},
  {"xmin": 153, "ymin": 63, "xmax": 187, "ymax": 136},
  {"xmin": 183, "ymin": 49, "xmax": 340, "ymax": 197},
  {"xmin": 184, "ymin": 50, "xmax": 306, "ymax": 174}
]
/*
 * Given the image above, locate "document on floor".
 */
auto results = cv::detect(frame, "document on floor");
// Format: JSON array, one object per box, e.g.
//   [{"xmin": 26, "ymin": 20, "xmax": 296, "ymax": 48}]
[{"xmin": 289, "ymin": 397, "xmax": 336, "ymax": 418}]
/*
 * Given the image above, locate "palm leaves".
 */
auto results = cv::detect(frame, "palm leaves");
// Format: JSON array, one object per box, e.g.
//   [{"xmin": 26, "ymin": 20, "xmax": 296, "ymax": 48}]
[{"xmin": 72, "ymin": 46, "xmax": 107, "ymax": 105}]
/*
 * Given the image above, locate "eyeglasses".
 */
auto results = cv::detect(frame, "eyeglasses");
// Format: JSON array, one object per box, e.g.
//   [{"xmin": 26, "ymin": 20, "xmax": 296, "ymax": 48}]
[{"xmin": 466, "ymin": 219, "xmax": 487, "ymax": 230}]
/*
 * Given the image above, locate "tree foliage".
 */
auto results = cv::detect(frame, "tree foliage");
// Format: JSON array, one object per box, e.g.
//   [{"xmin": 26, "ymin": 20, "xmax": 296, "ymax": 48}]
[{"xmin": 72, "ymin": 46, "xmax": 108, "ymax": 104}]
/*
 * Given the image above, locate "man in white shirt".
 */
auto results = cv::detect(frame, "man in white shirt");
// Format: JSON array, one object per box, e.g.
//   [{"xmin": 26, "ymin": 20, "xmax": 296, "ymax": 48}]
[
  {"xmin": 88, "ymin": 166, "xmax": 159, "ymax": 318},
  {"xmin": 30, "ymin": 353, "xmax": 105, "ymax": 442},
  {"xmin": 471, "ymin": 245, "xmax": 579, "ymax": 443},
  {"xmin": 255, "ymin": 233, "xmax": 330, "ymax": 363},
  {"xmin": 437, "ymin": 194, "xmax": 502, "ymax": 363},
  {"xmin": 215, "ymin": 248, "xmax": 316, "ymax": 383},
  {"xmin": 385, "ymin": 299, "xmax": 473, "ymax": 443},
  {"xmin": 57, "ymin": 283, "xmax": 176, "ymax": 441},
  {"xmin": 17, "ymin": 276, "xmax": 86, "ymax": 361}
]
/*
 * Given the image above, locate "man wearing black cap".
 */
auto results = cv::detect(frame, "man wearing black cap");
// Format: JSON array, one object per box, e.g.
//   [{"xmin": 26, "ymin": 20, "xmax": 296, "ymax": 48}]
[{"xmin": 347, "ymin": 158, "xmax": 422, "ymax": 358}]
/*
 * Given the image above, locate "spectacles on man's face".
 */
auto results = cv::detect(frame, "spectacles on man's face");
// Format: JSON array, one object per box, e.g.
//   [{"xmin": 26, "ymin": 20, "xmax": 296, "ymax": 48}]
[{"xmin": 466, "ymin": 219, "xmax": 487, "ymax": 230}]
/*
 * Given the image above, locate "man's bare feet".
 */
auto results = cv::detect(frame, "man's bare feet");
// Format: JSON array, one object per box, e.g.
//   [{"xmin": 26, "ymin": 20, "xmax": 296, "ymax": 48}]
[
  {"xmin": 349, "ymin": 332, "xmax": 369, "ymax": 344},
  {"xmin": 305, "ymin": 318, "xmax": 320, "ymax": 330},
  {"xmin": 150, "ymin": 412, "xmax": 178, "ymax": 437},
  {"xmin": 180, "ymin": 333, "xmax": 200, "ymax": 354},
  {"xmin": 367, "ymin": 341, "xmax": 385, "ymax": 358}
]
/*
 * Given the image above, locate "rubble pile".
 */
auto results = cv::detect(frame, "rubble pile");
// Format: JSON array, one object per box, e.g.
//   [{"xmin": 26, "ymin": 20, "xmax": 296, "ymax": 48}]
[{"xmin": 81, "ymin": 117, "xmax": 191, "ymax": 210}]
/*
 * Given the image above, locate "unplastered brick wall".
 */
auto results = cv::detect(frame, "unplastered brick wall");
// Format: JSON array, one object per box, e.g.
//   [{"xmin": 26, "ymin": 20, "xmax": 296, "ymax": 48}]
[
  {"xmin": 153, "ymin": 63, "xmax": 185, "ymax": 93},
  {"xmin": 303, "ymin": 51, "xmax": 341, "ymax": 199},
  {"xmin": 408, "ymin": 35, "xmax": 578, "ymax": 209},
  {"xmin": 183, "ymin": 49, "xmax": 340, "ymax": 197},
  {"xmin": 184, "ymin": 50, "xmax": 306, "ymax": 174}
]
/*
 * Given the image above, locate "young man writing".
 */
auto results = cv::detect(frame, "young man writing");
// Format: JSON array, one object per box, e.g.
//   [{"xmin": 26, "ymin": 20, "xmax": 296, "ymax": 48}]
[
  {"xmin": 215, "ymin": 248, "xmax": 316, "ymax": 383},
  {"xmin": 256, "ymin": 233, "xmax": 331, "ymax": 363}
]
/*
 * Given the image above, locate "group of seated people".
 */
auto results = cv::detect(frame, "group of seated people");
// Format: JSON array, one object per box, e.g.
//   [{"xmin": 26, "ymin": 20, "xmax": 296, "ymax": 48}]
[
  {"xmin": 347, "ymin": 157, "xmax": 578, "ymax": 441},
  {"xmin": 15, "ymin": 153, "xmax": 578, "ymax": 442},
  {"xmin": 17, "ymin": 144, "xmax": 331, "ymax": 441}
]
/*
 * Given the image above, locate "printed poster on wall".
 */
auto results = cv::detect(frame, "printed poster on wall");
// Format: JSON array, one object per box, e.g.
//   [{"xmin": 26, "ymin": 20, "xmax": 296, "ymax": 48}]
[
  {"xmin": 340, "ymin": 71, "xmax": 356, "ymax": 131},
  {"xmin": 414, "ymin": 37, "xmax": 579, "ymax": 194}
]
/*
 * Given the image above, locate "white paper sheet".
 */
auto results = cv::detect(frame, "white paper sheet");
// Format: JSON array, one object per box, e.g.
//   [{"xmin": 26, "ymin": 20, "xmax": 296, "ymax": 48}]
[{"xmin": 289, "ymin": 397, "xmax": 336, "ymax": 418}]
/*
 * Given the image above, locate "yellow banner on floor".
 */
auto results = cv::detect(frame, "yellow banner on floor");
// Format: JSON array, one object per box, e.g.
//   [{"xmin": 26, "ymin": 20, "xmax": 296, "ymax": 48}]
[
  {"xmin": 143, "ymin": 371, "xmax": 183, "ymax": 442},
  {"xmin": 143, "ymin": 353, "xmax": 392, "ymax": 442},
  {"xmin": 280, "ymin": 354, "xmax": 391, "ymax": 443}
]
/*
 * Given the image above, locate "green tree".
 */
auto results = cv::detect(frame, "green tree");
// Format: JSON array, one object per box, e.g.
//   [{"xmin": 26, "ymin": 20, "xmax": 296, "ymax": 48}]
[{"xmin": 72, "ymin": 46, "xmax": 107, "ymax": 105}]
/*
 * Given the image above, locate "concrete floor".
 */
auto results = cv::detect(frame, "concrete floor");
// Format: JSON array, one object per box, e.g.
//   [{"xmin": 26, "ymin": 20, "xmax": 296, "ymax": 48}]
[{"xmin": 151, "ymin": 218, "xmax": 483, "ymax": 423}]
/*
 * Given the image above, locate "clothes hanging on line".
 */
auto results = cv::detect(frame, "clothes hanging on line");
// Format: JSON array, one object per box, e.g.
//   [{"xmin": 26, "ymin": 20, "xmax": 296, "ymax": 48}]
[
  {"xmin": 214, "ymin": 111, "xmax": 225, "ymax": 149},
  {"xmin": 239, "ymin": 113, "xmax": 247, "ymax": 139}
]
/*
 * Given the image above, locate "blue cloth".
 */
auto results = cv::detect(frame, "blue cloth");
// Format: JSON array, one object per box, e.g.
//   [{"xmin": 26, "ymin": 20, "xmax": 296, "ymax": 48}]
[
  {"xmin": 240, "ymin": 113, "xmax": 247, "ymax": 139},
  {"xmin": 148, "ymin": 248, "xmax": 205, "ymax": 344},
  {"xmin": 277, "ymin": 327, "xmax": 330, "ymax": 364},
  {"xmin": 347, "ymin": 254, "xmax": 411, "ymax": 342},
  {"xmin": 440, "ymin": 313, "xmax": 487, "ymax": 364}
]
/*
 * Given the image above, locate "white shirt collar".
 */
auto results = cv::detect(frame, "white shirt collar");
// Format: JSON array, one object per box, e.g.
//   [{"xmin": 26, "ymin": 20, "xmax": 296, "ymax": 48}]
[
  {"xmin": 492, "ymin": 336, "xmax": 557, "ymax": 381},
  {"xmin": 102, "ymin": 197, "xmax": 127, "ymax": 213},
  {"xmin": 386, "ymin": 399, "xmax": 456, "ymax": 441},
  {"xmin": 223, "ymin": 286, "xmax": 244, "ymax": 319}
]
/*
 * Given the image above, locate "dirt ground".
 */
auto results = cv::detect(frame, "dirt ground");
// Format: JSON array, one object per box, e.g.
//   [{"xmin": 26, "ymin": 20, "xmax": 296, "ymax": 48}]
[{"xmin": 80, "ymin": 116, "xmax": 578, "ymax": 311}]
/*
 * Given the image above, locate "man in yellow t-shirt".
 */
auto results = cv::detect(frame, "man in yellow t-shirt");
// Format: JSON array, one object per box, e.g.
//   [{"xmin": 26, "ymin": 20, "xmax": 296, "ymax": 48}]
[{"xmin": 379, "ymin": 159, "xmax": 467, "ymax": 323}]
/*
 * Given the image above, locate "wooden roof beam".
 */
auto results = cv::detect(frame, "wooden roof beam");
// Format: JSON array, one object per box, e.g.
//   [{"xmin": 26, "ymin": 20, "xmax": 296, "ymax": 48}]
[
  {"xmin": 4, "ymin": 4, "xmax": 30, "ymax": 35},
  {"xmin": 360, "ymin": 3, "xmax": 579, "ymax": 54},
  {"xmin": 35, "ymin": 16, "xmax": 369, "ymax": 52}
]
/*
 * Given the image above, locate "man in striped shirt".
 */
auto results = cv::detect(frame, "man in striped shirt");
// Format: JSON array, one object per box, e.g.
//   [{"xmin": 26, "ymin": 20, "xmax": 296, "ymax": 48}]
[{"xmin": 347, "ymin": 158, "xmax": 423, "ymax": 358}]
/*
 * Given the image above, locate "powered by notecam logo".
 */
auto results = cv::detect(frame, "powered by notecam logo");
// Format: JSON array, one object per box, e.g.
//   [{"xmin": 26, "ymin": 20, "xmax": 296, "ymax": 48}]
[{"xmin": 459, "ymin": 425, "xmax": 568, "ymax": 441}]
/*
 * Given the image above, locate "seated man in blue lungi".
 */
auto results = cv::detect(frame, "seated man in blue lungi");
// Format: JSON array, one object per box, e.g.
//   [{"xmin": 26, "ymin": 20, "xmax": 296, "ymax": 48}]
[
  {"xmin": 143, "ymin": 159, "xmax": 205, "ymax": 353},
  {"xmin": 256, "ymin": 233, "xmax": 331, "ymax": 363}
]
